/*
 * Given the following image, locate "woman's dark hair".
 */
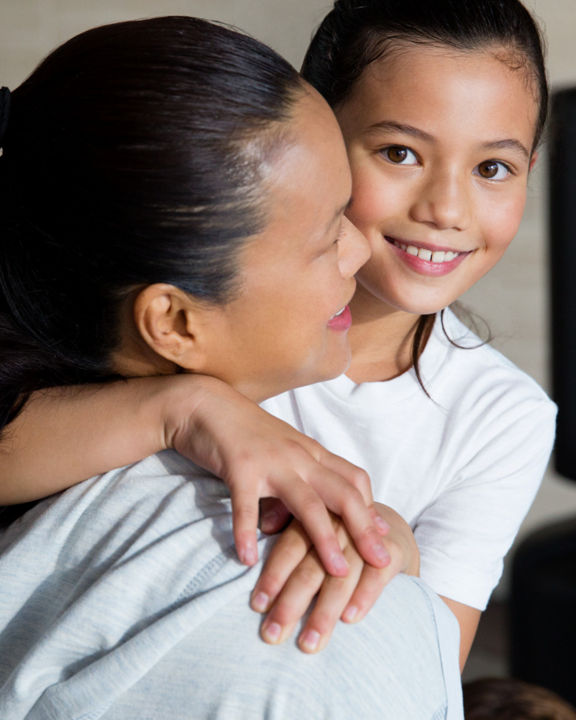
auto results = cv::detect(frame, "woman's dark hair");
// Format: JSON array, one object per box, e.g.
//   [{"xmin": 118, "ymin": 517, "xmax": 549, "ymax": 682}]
[
  {"xmin": 302, "ymin": 0, "xmax": 548, "ymax": 389},
  {"xmin": 0, "ymin": 16, "xmax": 304, "ymax": 431}
]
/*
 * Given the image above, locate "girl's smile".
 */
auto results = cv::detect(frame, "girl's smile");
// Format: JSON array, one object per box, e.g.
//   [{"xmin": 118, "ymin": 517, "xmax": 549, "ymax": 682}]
[
  {"xmin": 336, "ymin": 43, "xmax": 539, "ymax": 323},
  {"xmin": 386, "ymin": 237, "xmax": 473, "ymax": 277}
]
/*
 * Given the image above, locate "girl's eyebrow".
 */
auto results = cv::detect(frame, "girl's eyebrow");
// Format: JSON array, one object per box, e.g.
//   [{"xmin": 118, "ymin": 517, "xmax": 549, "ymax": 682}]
[
  {"xmin": 367, "ymin": 120, "xmax": 433, "ymax": 142},
  {"xmin": 480, "ymin": 138, "xmax": 530, "ymax": 161}
]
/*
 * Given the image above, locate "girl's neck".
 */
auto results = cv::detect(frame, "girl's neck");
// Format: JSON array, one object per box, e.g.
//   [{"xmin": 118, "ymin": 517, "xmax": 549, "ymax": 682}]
[{"xmin": 346, "ymin": 284, "xmax": 428, "ymax": 384}]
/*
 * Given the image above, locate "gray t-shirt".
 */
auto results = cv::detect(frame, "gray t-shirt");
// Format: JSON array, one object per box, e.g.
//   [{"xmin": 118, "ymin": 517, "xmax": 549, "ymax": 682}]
[{"xmin": 0, "ymin": 451, "xmax": 463, "ymax": 719}]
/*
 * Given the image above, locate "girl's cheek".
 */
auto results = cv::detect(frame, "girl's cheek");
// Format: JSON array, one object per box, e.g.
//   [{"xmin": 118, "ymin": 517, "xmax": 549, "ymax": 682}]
[
  {"xmin": 348, "ymin": 180, "xmax": 391, "ymax": 228},
  {"xmin": 489, "ymin": 196, "xmax": 527, "ymax": 249}
]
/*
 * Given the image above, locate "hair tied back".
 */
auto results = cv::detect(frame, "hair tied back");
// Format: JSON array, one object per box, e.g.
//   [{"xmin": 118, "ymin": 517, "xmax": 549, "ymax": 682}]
[{"xmin": 0, "ymin": 87, "xmax": 11, "ymax": 151}]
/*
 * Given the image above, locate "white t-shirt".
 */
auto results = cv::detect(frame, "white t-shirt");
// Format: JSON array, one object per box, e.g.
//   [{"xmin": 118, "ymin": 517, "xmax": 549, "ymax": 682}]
[{"xmin": 262, "ymin": 309, "xmax": 557, "ymax": 610}]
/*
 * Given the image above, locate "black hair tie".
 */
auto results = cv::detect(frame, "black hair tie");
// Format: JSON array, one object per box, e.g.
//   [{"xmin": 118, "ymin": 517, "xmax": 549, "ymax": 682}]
[{"xmin": 0, "ymin": 87, "xmax": 11, "ymax": 149}]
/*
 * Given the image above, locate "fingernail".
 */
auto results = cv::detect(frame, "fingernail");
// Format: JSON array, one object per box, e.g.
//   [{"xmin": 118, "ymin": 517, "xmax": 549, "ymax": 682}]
[
  {"xmin": 374, "ymin": 515, "xmax": 390, "ymax": 535},
  {"xmin": 240, "ymin": 542, "xmax": 258, "ymax": 566},
  {"xmin": 342, "ymin": 605, "xmax": 358, "ymax": 622},
  {"xmin": 330, "ymin": 552, "xmax": 349, "ymax": 575},
  {"xmin": 251, "ymin": 591, "xmax": 269, "ymax": 613},
  {"xmin": 373, "ymin": 542, "xmax": 390, "ymax": 565},
  {"xmin": 263, "ymin": 621, "xmax": 282, "ymax": 643},
  {"xmin": 300, "ymin": 629, "xmax": 321, "ymax": 652}
]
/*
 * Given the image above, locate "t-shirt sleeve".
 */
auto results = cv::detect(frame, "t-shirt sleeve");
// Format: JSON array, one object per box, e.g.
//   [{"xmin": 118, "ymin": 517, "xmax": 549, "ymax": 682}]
[{"xmin": 414, "ymin": 386, "xmax": 557, "ymax": 611}]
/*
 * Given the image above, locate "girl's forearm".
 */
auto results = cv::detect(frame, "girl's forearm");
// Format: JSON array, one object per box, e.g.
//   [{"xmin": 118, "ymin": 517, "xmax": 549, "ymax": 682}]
[
  {"xmin": 0, "ymin": 375, "xmax": 206, "ymax": 503},
  {"xmin": 0, "ymin": 373, "xmax": 389, "ymax": 578}
]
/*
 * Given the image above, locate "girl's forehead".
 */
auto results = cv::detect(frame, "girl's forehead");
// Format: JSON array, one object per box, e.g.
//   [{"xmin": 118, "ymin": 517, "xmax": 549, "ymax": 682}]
[
  {"xmin": 362, "ymin": 40, "xmax": 531, "ymax": 84},
  {"xmin": 350, "ymin": 41, "xmax": 538, "ymax": 110},
  {"xmin": 336, "ymin": 42, "xmax": 539, "ymax": 153}
]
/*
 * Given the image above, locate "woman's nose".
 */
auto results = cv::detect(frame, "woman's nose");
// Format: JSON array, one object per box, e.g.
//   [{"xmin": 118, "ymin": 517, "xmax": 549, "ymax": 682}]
[{"xmin": 338, "ymin": 216, "xmax": 371, "ymax": 277}]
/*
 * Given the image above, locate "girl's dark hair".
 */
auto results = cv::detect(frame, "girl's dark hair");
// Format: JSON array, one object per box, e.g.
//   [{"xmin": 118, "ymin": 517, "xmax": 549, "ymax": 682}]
[
  {"xmin": 0, "ymin": 16, "xmax": 304, "ymax": 431},
  {"xmin": 302, "ymin": 0, "xmax": 548, "ymax": 147},
  {"xmin": 302, "ymin": 0, "xmax": 548, "ymax": 388}
]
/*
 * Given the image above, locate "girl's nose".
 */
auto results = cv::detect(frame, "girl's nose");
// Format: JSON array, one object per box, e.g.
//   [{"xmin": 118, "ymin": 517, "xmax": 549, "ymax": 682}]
[
  {"xmin": 338, "ymin": 216, "xmax": 371, "ymax": 278},
  {"xmin": 409, "ymin": 170, "xmax": 471, "ymax": 232}
]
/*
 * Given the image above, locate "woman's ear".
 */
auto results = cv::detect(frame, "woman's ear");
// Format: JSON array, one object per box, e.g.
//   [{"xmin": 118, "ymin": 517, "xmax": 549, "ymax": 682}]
[{"xmin": 133, "ymin": 284, "xmax": 209, "ymax": 371}]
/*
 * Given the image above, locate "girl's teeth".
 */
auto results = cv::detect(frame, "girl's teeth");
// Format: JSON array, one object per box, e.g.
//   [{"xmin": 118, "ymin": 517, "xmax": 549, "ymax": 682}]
[
  {"xmin": 394, "ymin": 240, "xmax": 459, "ymax": 264},
  {"xmin": 332, "ymin": 306, "xmax": 346, "ymax": 318}
]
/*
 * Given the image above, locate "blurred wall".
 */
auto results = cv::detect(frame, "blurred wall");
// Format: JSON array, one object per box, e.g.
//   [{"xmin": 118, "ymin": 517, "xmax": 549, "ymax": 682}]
[
  {"xmin": 461, "ymin": 1, "xmax": 576, "ymax": 593},
  {"xmin": 1, "ymin": 0, "xmax": 575, "ymax": 594}
]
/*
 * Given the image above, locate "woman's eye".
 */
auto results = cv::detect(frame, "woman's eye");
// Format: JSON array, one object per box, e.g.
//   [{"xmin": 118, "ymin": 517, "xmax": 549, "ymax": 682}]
[
  {"xmin": 329, "ymin": 220, "xmax": 344, "ymax": 249},
  {"xmin": 381, "ymin": 145, "xmax": 418, "ymax": 165},
  {"xmin": 475, "ymin": 160, "xmax": 511, "ymax": 180}
]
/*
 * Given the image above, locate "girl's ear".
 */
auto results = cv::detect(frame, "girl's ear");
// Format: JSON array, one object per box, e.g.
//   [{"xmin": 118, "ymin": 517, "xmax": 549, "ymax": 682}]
[
  {"xmin": 133, "ymin": 284, "xmax": 209, "ymax": 371},
  {"xmin": 529, "ymin": 151, "xmax": 539, "ymax": 171}
]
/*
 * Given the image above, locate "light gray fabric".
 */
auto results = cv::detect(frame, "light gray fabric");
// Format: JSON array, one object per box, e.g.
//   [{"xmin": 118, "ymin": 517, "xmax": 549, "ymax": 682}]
[{"xmin": 0, "ymin": 452, "xmax": 463, "ymax": 719}]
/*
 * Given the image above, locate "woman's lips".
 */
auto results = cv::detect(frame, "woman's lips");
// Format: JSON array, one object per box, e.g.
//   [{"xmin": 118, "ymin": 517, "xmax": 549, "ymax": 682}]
[
  {"xmin": 387, "ymin": 236, "xmax": 472, "ymax": 276},
  {"xmin": 328, "ymin": 304, "xmax": 352, "ymax": 331}
]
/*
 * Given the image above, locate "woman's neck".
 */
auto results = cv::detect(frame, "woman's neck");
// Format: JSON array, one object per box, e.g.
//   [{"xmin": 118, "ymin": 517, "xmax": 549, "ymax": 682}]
[{"xmin": 346, "ymin": 285, "xmax": 425, "ymax": 384}]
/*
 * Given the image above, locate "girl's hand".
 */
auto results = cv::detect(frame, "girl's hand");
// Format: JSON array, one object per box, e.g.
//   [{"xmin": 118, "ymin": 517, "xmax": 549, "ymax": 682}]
[
  {"xmin": 250, "ymin": 502, "xmax": 420, "ymax": 653},
  {"xmin": 165, "ymin": 375, "xmax": 390, "ymax": 577}
]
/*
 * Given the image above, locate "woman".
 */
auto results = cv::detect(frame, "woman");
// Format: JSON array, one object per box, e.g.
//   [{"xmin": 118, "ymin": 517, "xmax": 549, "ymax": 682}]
[{"xmin": 0, "ymin": 17, "xmax": 462, "ymax": 718}]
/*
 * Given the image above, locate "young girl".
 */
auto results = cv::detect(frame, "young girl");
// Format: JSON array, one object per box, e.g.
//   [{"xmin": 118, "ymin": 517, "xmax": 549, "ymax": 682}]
[
  {"xmin": 256, "ymin": 0, "xmax": 556, "ymax": 663},
  {"xmin": 0, "ymin": 0, "xmax": 555, "ymax": 668},
  {"xmin": 0, "ymin": 19, "xmax": 463, "ymax": 718}
]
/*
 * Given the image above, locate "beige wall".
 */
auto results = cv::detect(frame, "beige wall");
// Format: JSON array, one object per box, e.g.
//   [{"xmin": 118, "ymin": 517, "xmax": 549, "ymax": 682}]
[
  {"xmin": 1, "ymin": 0, "xmax": 576, "ymax": 593},
  {"xmin": 0, "ymin": 0, "xmax": 333, "ymax": 86}
]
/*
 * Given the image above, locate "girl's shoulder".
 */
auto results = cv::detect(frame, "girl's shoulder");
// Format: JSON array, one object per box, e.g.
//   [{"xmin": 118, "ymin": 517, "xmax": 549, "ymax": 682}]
[
  {"xmin": 432, "ymin": 309, "xmax": 547, "ymax": 388},
  {"xmin": 424, "ymin": 310, "xmax": 557, "ymax": 442}
]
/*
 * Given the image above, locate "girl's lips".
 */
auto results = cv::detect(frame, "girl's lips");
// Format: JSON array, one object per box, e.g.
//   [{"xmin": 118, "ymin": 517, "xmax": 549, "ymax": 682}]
[
  {"xmin": 386, "ymin": 236, "xmax": 472, "ymax": 277},
  {"xmin": 328, "ymin": 304, "xmax": 352, "ymax": 331}
]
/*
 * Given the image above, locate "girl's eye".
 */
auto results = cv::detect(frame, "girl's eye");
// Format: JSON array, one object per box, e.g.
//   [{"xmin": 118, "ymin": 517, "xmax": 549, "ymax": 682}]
[
  {"xmin": 475, "ymin": 160, "xmax": 511, "ymax": 180},
  {"xmin": 381, "ymin": 145, "xmax": 418, "ymax": 165}
]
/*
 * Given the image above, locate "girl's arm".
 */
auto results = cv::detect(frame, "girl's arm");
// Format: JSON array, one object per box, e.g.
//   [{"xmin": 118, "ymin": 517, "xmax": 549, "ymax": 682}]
[
  {"xmin": 1, "ymin": 378, "xmax": 179, "ymax": 500},
  {"xmin": 253, "ymin": 505, "xmax": 479, "ymax": 669},
  {"xmin": 251, "ymin": 502, "xmax": 420, "ymax": 653},
  {"xmin": 439, "ymin": 598, "xmax": 481, "ymax": 672},
  {"xmin": 0, "ymin": 374, "xmax": 389, "ymax": 576}
]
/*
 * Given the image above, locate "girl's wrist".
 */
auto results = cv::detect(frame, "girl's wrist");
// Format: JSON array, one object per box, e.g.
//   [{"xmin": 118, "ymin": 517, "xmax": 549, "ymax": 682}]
[
  {"xmin": 374, "ymin": 502, "xmax": 420, "ymax": 576},
  {"xmin": 158, "ymin": 373, "xmax": 243, "ymax": 453}
]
